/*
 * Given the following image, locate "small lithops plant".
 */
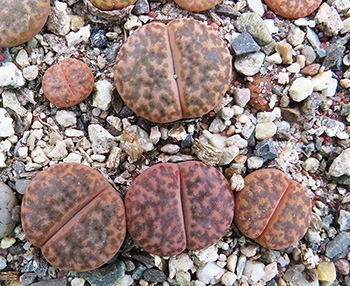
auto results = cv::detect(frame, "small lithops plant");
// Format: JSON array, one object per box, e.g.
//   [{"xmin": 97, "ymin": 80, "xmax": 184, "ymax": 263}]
[
  {"xmin": 114, "ymin": 18, "xmax": 232, "ymax": 123},
  {"xmin": 174, "ymin": 0, "xmax": 221, "ymax": 12},
  {"xmin": 89, "ymin": 0, "xmax": 137, "ymax": 10},
  {"xmin": 21, "ymin": 163, "xmax": 126, "ymax": 272},
  {"xmin": 42, "ymin": 59, "xmax": 94, "ymax": 107},
  {"xmin": 263, "ymin": 0, "xmax": 322, "ymax": 19},
  {"xmin": 0, "ymin": 182, "xmax": 18, "ymax": 238},
  {"xmin": 235, "ymin": 169, "xmax": 312, "ymax": 249},
  {"xmin": 125, "ymin": 161, "xmax": 234, "ymax": 257},
  {"xmin": 0, "ymin": 0, "xmax": 50, "ymax": 47}
]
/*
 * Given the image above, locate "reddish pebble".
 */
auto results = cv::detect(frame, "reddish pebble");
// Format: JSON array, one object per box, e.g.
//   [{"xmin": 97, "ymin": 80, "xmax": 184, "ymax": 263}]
[
  {"xmin": 263, "ymin": 0, "xmax": 322, "ymax": 19},
  {"xmin": 125, "ymin": 161, "xmax": 234, "ymax": 257},
  {"xmin": 235, "ymin": 169, "xmax": 312, "ymax": 249},
  {"xmin": 42, "ymin": 59, "xmax": 94, "ymax": 107}
]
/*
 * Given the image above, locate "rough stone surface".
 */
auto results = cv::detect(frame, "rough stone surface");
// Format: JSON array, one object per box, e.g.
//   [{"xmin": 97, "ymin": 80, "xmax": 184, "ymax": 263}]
[
  {"xmin": 328, "ymin": 148, "xmax": 350, "ymax": 177},
  {"xmin": 0, "ymin": 182, "xmax": 18, "ymax": 238}
]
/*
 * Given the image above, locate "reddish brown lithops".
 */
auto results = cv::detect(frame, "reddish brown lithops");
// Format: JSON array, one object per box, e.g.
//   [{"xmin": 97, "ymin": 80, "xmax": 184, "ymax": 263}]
[
  {"xmin": 235, "ymin": 169, "xmax": 312, "ymax": 249},
  {"xmin": 125, "ymin": 161, "xmax": 234, "ymax": 257},
  {"xmin": 114, "ymin": 19, "xmax": 232, "ymax": 123},
  {"xmin": 89, "ymin": 0, "xmax": 137, "ymax": 10},
  {"xmin": 0, "ymin": 0, "xmax": 50, "ymax": 47},
  {"xmin": 174, "ymin": 0, "xmax": 221, "ymax": 12},
  {"xmin": 263, "ymin": 0, "xmax": 322, "ymax": 19},
  {"xmin": 21, "ymin": 163, "xmax": 126, "ymax": 272},
  {"xmin": 42, "ymin": 59, "xmax": 94, "ymax": 107}
]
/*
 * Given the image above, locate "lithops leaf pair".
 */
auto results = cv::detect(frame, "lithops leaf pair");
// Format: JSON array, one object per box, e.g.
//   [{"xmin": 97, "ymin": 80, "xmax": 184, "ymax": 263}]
[
  {"xmin": 0, "ymin": 0, "xmax": 50, "ymax": 47},
  {"xmin": 114, "ymin": 18, "xmax": 232, "ymax": 123},
  {"xmin": 235, "ymin": 169, "xmax": 312, "ymax": 249},
  {"xmin": 89, "ymin": 0, "xmax": 137, "ymax": 10},
  {"xmin": 125, "ymin": 161, "xmax": 235, "ymax": 257},
  {"xmin": 21, "ymin": 163, "xmax": 126, "ymax": 272},
  {"xmin": 263, "ymin": 0, "xmax": 322, "ymax": 19},
  {"xmin": 42, "ymin": 59, "xmax": 95, "ymax": 107},
  {"xmin": 174, "ymin": 0, "xmax": 221, "ymax": 12}
]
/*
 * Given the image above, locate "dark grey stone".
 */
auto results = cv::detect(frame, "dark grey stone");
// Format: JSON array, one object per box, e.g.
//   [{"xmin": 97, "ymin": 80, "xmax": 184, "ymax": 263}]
[
  {"xmin": 78, "ymin": 261, "xmax": 125, "ymax": 286},
  {"xmin": 230, "ymin": 32, "xmax": 260, "ymax": 55},
  {"xmin": 143, "ymin": 269, "xmax": 167, "ymax": 283},
  {"xmin": 132, "ymin": 253, "xmax": 155, "ymax": 268},
  {"xmin": 106, "ymin": 43, "xmax": 120, "ymax": 63},
  {"xmin": 181, "ymin": 133, "xmax": 193, "ymax": 148},
  {"xmin": 132, "ymin": 0, "xmax": 150, "ymax": 15},
  {"xmin": 91, "ymin": 29, "xmax": 108, "ymax": 48},
  {"xmin": 323, "ymin": 44, "xmax": 345, "ymax": 70},
  {"xmin": 256, "ymin": 138, "xmax": 278, "ymax": 160},
  {"xmin": 31, "ymin": 278, "xmax": 68, "ymax": 286},
  {"xmin": 132, "ymin": 263, "xmax": 147, "ymax": 280},
  {"xmin": 326, "ymin": 232, "xmax": 350, "ymax": 259},
  {"xmin": 214, "ymin": 4, "xmax": 240, "ymax": 18}
]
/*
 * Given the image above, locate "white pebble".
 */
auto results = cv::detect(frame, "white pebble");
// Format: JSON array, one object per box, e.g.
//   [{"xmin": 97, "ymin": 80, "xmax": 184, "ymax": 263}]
[
  {"xmin": 255, "ymin": 122, "xmax": 277, "ymax": 140},
  {"xmin": 92, "ymin": 80, "xmax": 113, "ymax": 111},
  {"xmin": 243, "ymin": 260, "xmax": 266, "ymax": 284},
  {"xmin": 196, "ymin": 262, "xmax": 226, "ymax": 284},
  {"xmin": 289, "ymin": 77, "xmax": 314, "ymax": 102},
  {"xmin": 55, "ymin": 110, "xmax": 77, "ymax": 127}
]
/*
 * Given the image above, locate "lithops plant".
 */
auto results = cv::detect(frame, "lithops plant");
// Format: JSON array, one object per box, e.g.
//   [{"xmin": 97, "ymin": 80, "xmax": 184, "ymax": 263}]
[
  {"xmin": 114, "ymin": 18, "xmax": 232, "ymax": 123},
  {"xmin": 125, "ymin": 161, "xmax": 234, "ymax": 257},
  {"xmin": 0, "ymin": 0, "xmax": 50, "ymax": 47},
  {"xmin": 263, "ymin": 0, "xmax": 322, "ymax": 19},
  {"xmin": 0, "ymin": 182, "xmax": 18, "ymax": 238},
  {"xmin": 89, "ymin": 0, "xmax": 137, "ymax": 10},
  {"xmin": 174, "ymin": 0, "xmax": 221, "ymax": 12},
  {"xmin": 21, "ymin": 163, "xmax": 126, "ymax": 272},
  {"xmin": 235, "ymin": 169, "xmax": 312, "ymax": 249},
  {"xmin": 42, "ymin": 59, "xmax": 94, "ymax": 107}
]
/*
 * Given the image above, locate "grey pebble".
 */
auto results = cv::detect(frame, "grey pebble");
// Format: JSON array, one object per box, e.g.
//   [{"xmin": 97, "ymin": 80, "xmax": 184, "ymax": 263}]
[
  {"xmin": 15, "ymin": 179, "xmax": 31, "ymax": 195},
  {"xmin": 132, "ymin": 0, "xmax": 150, "ymax": 15},
  {"xmin": 132, "ymin": 263, "xmax": 147, "ymax": 280},
  {"xmin": 91, "ymin": 29, "xmax": 108, "ymax": 48},
  {"xmin": 20, "ymin": 273, "xmax": 37, "ymax": 285},
  {"xmin": 31, "ymin": 278, "xmax": 68, "ymax": 286},
  {"xmin": 0, "ymin": 256, "xmax": 6, "ymax": 271},
  {"xmin": 230, "ymin": 32, "xmax": 260, "ymax": 55},
  {"xmin": 143, "ymin": 269, "xmax": 167, "ymax": 283},
  {"xmin": 323, "ymin": 44, "xmax": 345, "ymax": 70},
  {"xmin": 256, "ymin": 138, "xmax": 278, "ymax": 160},
  {"xmin": 326, "ymin": 232, "xmax": 350, "ymax": 259},
  {"xmin": 338, "ymin": 209, "xmax": 350, "ymax": 231}
]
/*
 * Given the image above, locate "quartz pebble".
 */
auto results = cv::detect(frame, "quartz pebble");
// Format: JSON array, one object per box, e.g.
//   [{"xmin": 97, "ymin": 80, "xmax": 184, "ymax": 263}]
[
  {"xmin": 196, "ymin": 262, "xmax": 225, "ymax": 284},
  {"xmin": 55, "ymin": 110, "xmax": 77, "ymax": 127},
  {"xmin": 255, "ymin": 122, "xmax": 277, "ymax": 140},
  {"xmin": 92, "ymin": 80, "xmax": 113, "ymax": 111},
  {"xmin": 221, "ymin": 272, "xmax": 237, "ymax": 286},
  {"xmin": 0, "ymin": 256, "xmax": 6, "ymax": 271},
  {"xmin": 289, "ymin": 77, "xmax": 314, "ymax": 102},
  {"xmin": 243, "ymin": 260, "xmax": 265, "ymax": 284},
  {"xmin": 338, "ymin": 210, "xmax": 350, "ymax": 231}
]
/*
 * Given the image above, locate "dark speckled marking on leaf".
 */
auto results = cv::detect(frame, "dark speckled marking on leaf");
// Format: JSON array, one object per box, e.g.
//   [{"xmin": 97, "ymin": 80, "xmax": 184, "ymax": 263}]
[
  {"xmin": 234, "ymin": 169, "xmax": 311, "ymax": 250},
  {"xmin": 114, "ymin": 19, "xmax": 232, "ymax": 123},
  {"xmin": 90, "ymin": 0, "xmax": 137, "ymax": 10},
  {"xmin": 42, "ymin": 59, "xmax": 94, "ymax": 107},
  {"xmin": 21, "ymin": 163, "xmax": 126, "ymax": 272},
  {"xmin": 174, "ymin": 0, "xmax": 221, "ymax": 12},
  {"xmin": 125, "ymin": 161, "xmax": 234, "ymax": 257},
  {"xmin": 0, "ymin": 0, "xmax": 50, "ymax": 47},
  {"xmin": 263, "ymin": 0, "xmax": 322, "ymax": 19}
]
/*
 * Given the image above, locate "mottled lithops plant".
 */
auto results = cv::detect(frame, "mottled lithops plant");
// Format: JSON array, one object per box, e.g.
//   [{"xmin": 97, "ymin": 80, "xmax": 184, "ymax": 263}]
[
  {"xmin": 114, "ymin": 18, "xmax": 232, "ymax": 123},
  {"xmin": 174, "ymin": 0, "xmax": 221, "ymax": 12},
  {"xmin": 0, "ymin": 182, "xmax": 18, "ymax": 238},
  {"xmin": 21, "ymin": 163, "xmax": 126, "ymax": 272},
  {"xmin": 235, "ymin": 169, "xmax": 312, "ymax": 249},
  {"xmin": 0, "ymin": 0, "xmax": 50, "ymax": 47},
  {"xmin": 89, "ymin": 0, "xmax": 137, "ymax": 10},
  {"xmin": 42, "ymin": 59, "xmax": 94, "ymax": 107},
  {"xmin": 263, "ymin": 0, "xmax": 322, "ymax": 19},
  {"xmin": 125, "ymin": 161, "xmax": 234, "ymax": 257}
]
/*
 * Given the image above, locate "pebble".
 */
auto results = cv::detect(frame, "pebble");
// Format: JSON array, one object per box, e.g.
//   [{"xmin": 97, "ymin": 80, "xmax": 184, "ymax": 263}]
[
  {"xmin": 338, "ymin": 209, "xmax": 350, "ymax": 231},
  {"xmin": 236, "ymin": 255, "xmax": 246, "ymax": 279},
  {"xmin": 55, "ymin": 110, "xmax": 77, "ymax": 127},
  {"xmin": 92, "ymin": 80, "xmax": 113, "ymax": 111},
  {"xmin": 47, "ymin": 141, "xmax": 68, "ymax": 160},
  {"xmin": 143, "ymin": 269, "xmax": 166, "ymax": 283},
  {"xmin": 15, "ymin": 179, "xmax": 31, "ymax": 195},
  {"xmin": 219, "ymin": 145, "xmax": 239, "ymax": 165},
  {"xmin": 243, "ymin": 260, "xmax": 266, "ymax": 284},
  {"xmin": 71, "ymin": 278, "xmax": 86, "ymax": 286},
  {"xmin": 168, "ymin": 253, "xmax": 194, "ymax": 279},
  {"xmin": 2, "ymin": 90, "xmax": 27, "ymax": 117},
  {"xmin": 16, "ymin": 49, "xmax": 30, "ymax": 67},
  {"xmin": 255, "ymin": 122, "xmax": 277, "ymax": 140},
  {"xmin": 20, "ymin": 273, "xmax": 37, "ymax": 285},
  {"xmin": 226, "ymin": 134, "xmax": 248, "ymax": 149},
  {"xmin": 218, "ymin": 107, "xmax": 234, "ymax": 121},
  {"xmin": 88, "ymin": 124, "xmax": 115, "ymax": 154},
  {"xmin": 328, "ymin": 148, "xmax": 350, "ymax": 177},
  {"xmin": 209, "ymin": 133, "xmax": 227, "ymax": 150},
  {"xmin": 262, "ymin": 262, "xmax": 278, "ymax": 282},
  {"xmin": 317, "ymin": 261, "xmax": 336, "ymax": 285},
  {"xmin": 247, "ymin": 0, "xmax": 264, "ymax": 15},
  {"xmin": 334, "ymin": 259, "xmax": 350, "ymax": 275},
  {"xmin": 226, "ymin": 254, "xmax": 237, "ymax": 273},
  {"xmin": 311, "ymin": 70, "xmax": 332, "ymax": 91},
  {"xmin": 1, "ymin": 237, "xmax": 16, "ymax": 249},
  {"xmin": 305, "ymin": 229, "xmax": 321, "ymax": 244},
  {"xmin": 91, "ymin": 29, "xmax": 108, "ymax": 48},
  {"xmin": 0, "ymin": 182, "xmax": 17, "ymax": 238},
  {"xmin": 132, "ymin": 0, "xmax": 150, "ymax": 15},
  {"xmin": 233, "ymin": 88, "xmax": 251, "ymax": 107},
  {"xmin": 234, "ymin": 51, "xmax": 265, "ymax": 76},
  {"xmin": 23, "ymin": 65, "xmax": 39, "ymax": 81},
  {"xmin": 323, "ymin": 44, "xmax": 345, "ymax": 70},
  {"xmin": 149, "ymin": 126, "xmax": 161, "ymax": 144},
  {"xmin": 66, "ymin": 25, "xmax": 91, "ymax": 47},
  {"xmin": 276, "ymin": 41, "xmax": 293, "ymax": 64},
  {"xmin": 47, "ymin": 1, "xmax": 70, "ymax": 36},
  {"xmin": 247, "ymin": 156, "xmax": 264, "ymax": 169},
  {"xmin": 124, "ymin": 15, "xmax": 142, "ymax": 30},
  {"xmin": 169, "ymin": 125, "xmax": 187, "ymax": 141},
  {"xmin": 0, "ymin": 256, "xmax": 6, "ymax": 271},
  {"xmin": 176, "ymin": 271, "xmax": 191, "ymax": 286},
  {"xmin": 302, "ymin": 158, "xmax": 319, "ymax": 173},
  {"xmin": 326, "ymin": 232, "xmax": 350, "ymax": 259},
  {"xmin": 283, "ymin": 264, "xmax": 318, "ymax": 286},
  {"xmin": 315, "ymin": 3, "xmax": 344, "ymax": 36},
  {"xmin": 160, "ymin": 144, "xmax": 180, "ymax": 154},
  {"xmin": 235, "ymin": 13, "xmax": 273, "ymax": 46},
  {"xmin": 289, "ymin": 77, "xmax": 314, "ymax": 102},
  {"xmin": 256, "ymin": 138, "xmax": 278, "ymax": 160},
  {"xmin": 196, "ymin": 262, "xmax": 225, "ymax": 284},
  {"xmin": 240, "ymin": 245, "xmax": 258, "ymax": 257},
  {"xmin": 209, "ymin": 118, "xmax": 226, "ymax": 133},
  {"xmin": 230, "ymin": 32, "xmax": 260, "ymax": 55},
  {"xmin": 221, "ymin": 271, "xmax": 237, "ymax": 286},
  {"xmin": 0, "ymin": 62, "xmax": 25, "ymax": 88},
  {"xmin": 287, "ymin": 25, "xmax": 305, "ymax": 46}
]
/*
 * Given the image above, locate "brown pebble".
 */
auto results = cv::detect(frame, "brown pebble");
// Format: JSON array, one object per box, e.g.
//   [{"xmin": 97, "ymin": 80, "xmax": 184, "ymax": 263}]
[
  {"xmin": 42, "ymin": 59, "xmax": 94, "ymax": 107},
  {"xmin": 334, "ymin": 259, "xmax": 350, "ymax": 275},
  {"xmin": 174, "ymin": 0, "xmax": 221, "ymax": 12},
  {"xmin": 301, "ymin": 64, "xmax": 321, "ymax": 76},
  {"xmin": 89, "ymin": 0, "xmax": 137, "ymax": 10},
  {"xmin": 235, "ymin": 168, "xmax": 312, "ymax": 249},
  {"xmin": 263, "ymin": 0, "xmax": 322, "ymax": 19},
  {"xmin": 281, "ymin": 107, "xmax": 301, "ymax": 123}
]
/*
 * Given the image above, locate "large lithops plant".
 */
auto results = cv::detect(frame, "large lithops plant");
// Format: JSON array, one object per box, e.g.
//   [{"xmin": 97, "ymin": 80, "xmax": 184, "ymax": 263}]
[
  {"xmin": 235, "ymin": 169, "xmax": 312, "ymax": 249},
  {"xmin": 114, "ymin": 18, "xmax": 232, "ymax": 123},
  {"xmin": 174, "ymin": 0, "xmax": 221, "ymax": 12},
  {"xmin": 124, "ymin": 161, "xmax": 234, "ymax": 257},
  {"xmin": 263, "ymin": 0, "xmax": 322, "ymax": 19},
  {"xmin": 21, "ymin": 163, "xmax": 126, "ymax": 272},
  {"xmin": 89, "ymin": 0, "xmax": 137, "ymax": 10},
  {"xmin": 0, "ymin": 0, "xmax": 50, "ymax": 47}
]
